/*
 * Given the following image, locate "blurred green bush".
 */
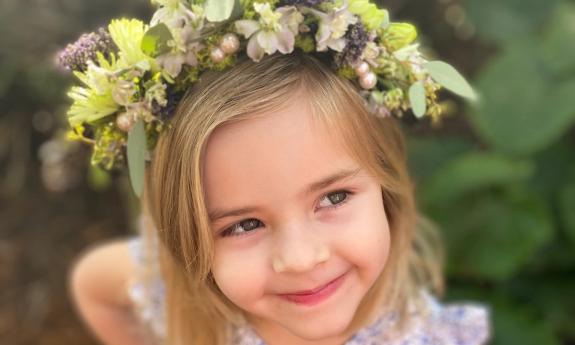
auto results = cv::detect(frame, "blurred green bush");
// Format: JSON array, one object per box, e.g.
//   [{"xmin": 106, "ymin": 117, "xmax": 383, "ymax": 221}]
[{"xmin": 407, "ymin": 0, "xmax": 575, "ymax": 344}]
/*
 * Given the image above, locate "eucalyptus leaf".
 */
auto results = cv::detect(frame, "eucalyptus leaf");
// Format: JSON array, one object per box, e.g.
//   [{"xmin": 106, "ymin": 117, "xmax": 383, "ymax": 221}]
[
  {"xmin": 127, "ymin": 120, "xmax": 146, "ymax": 197},
  {"xmin": 204, "ymin": 0, "xmax": 237, "ymax": 22},
  {"xmin": 424, "ymin": 61, "xmax": 477, "ymax": 101},
  {"xmin": 408, "ymin": 81, "xmax": 426, "ymax": 118},
  {"xmin": 141, "ymin": 23, "xmax": 173, "ymax": 58}
]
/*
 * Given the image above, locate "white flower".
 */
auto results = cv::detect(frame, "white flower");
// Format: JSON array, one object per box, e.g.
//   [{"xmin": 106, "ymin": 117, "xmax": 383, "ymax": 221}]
[
  {"xmin": 151, "ymin": 0, "xmax": 204, "ymax": 29},
  {"xmin": 78, "ymin": 61, "xmax": 115, "ymax": 95},
  {"xmin": 155, "ymin": 25, "xmax": 204, "ymax": 79},
  {"xmin": 235, "ymin": 3, "xmax": 303, "ymax": 62},
  {"xmin": 111, "ymin": 79, "xmax": 136, "ymax": 106},
  {"xmin": 305, "ymin": 1, "xmax": 358, "ymax": 52},
  {"xmin": 145, "ymin": 80, "xmax": 168, "ymax": 108}
]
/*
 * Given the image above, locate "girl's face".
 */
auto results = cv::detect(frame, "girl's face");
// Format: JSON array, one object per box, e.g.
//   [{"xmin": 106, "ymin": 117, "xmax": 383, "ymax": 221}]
[{"xmin": 203, "ymin": 92, "xmax": 390, "ymax": 343}]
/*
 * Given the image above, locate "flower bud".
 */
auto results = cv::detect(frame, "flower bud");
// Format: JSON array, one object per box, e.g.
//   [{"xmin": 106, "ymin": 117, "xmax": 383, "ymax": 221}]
[
  {"xmin": 359, "ymin": 72, "xmax": 377, "ymax": 89},
  {"xmin": 220, "ymin": 33, "xmax": 240, "ymax": 54},
  {"xmin": 210, "ymin": 47, "xmax": 226, "ymax": 63}
]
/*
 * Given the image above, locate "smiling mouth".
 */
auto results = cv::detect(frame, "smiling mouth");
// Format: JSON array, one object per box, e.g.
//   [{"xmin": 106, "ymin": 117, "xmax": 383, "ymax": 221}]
[
  {"xmin": 277, "ymin": 272, "xmax": 348, "ymax": 306},
  {"xmin": 288, "ymin": 278, "xmax": 340, "ymax": 295}
]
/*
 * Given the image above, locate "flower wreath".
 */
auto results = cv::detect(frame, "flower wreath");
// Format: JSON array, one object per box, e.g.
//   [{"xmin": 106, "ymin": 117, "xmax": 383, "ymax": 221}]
[{"xmin": 57, "ymin": 0, "xmax": 476, "ymax": 196}]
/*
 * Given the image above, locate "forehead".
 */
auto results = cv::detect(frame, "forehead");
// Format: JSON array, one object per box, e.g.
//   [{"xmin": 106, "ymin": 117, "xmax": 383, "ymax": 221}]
[{"xmin": 202, "ymin": 95, "xmax": 360, "ymax": 211}]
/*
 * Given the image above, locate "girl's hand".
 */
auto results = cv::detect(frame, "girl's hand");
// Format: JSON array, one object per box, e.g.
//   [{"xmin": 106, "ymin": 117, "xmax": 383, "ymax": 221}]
[{"xmin": 69, "ymin": 239, "xmax": 156, "ymax": 345}]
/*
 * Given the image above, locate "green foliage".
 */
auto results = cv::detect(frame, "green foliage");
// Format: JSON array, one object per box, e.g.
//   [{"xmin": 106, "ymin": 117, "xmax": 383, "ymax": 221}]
[
  {"xmin": 204, "ymin": 0, "xmax": 238, "ymax": 22},
  {"xmin": 463, "ymin": 0, "xmax": 560, "ymax": 43},
  {"xmin": 424, "ymin": 61, "xmax": 477, "ymax": 101},
  {"xmin": 408, "ymin": 0, "xmax": 575, "ymax": 343},
  {"xmin": 469, "ymin": 40, "xmax": 575, "ymax": 155},
  {"xmin": 141, "ymin": 23, "xmax": 174, "ymax": 58},
  {"xmin": 408, "ymin": 81, "xmax": 426, "ymax": 118}
]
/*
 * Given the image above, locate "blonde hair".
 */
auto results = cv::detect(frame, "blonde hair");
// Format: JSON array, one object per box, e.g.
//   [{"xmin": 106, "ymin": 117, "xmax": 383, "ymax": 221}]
[{"xmin": 141, "ymin": 51, "xmax": 444, "ymax": 345}]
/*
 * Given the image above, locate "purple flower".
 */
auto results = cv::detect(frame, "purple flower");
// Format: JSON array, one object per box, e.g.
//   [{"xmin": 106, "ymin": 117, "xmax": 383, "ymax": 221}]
[
  {"xmin": 57, "ymin": 28, "xmax": 116, "ymax": 72},
  {"xmin": 335, "ymin": 22, "xmax": 369, "ymax": 67},
  {"xmin": 278, "ymin": 0, "xmax": 323, "ymax": 6}
]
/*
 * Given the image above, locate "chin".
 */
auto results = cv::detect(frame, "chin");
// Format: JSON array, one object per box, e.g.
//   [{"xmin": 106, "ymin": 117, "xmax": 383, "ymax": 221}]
[{"xmin": 281, "ymin": 309, "xmax": 354, "ymax": 341}]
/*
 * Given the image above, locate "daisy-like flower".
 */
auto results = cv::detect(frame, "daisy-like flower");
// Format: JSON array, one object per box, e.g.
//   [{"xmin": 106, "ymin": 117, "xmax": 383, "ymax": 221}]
[
  {"xmin": 305, "ymin": 1, "xmax": 358, "ymax": 52},
  {"xmin": 108, "ymin": 19, "xmax": 156, "ymax": 71},
  {"xmin": 235, "ymin": 3, "xmax": 304, "ymax": 62},
  {"xmin": 67, "ymin": 58, "xmax": 119, "ymax": 126}
]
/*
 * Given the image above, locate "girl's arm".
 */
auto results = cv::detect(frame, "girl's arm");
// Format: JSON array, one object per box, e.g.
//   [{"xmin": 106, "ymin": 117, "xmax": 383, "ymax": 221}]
[{"xmin": 69, "ymin": 239, "xmax": 156, "ymax": 345}]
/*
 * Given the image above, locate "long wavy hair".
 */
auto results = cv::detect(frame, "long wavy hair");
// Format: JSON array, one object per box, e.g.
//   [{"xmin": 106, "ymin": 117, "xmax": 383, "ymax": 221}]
[{"xmin": 141, "ymin": 51, "xmax": 444, "ymax": 345}]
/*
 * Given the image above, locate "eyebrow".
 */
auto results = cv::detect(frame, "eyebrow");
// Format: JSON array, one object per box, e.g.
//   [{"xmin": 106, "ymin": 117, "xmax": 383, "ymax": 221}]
[{"xmin": 208, "ymin": 167, "xmax": 361, "ymax": 222}]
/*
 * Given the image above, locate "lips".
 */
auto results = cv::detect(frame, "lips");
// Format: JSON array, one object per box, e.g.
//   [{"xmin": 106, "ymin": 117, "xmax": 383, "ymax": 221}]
[
  {"xmin": 282, "ymin": 277, "xmax": 339, "ymax": 296},
  {"xmin": 277, "ymin": 272, "xmax": 347, "ymax": 306}
]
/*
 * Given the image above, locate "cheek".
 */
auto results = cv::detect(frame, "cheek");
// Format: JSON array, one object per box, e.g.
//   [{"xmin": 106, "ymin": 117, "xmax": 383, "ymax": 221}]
[
  {"xmin": 339, "ymin": 193, "xmax": 390, "ymax": 276},
  {"xmin": 211, "ymin": 242, "xmax": 268, "ymax": 307}
]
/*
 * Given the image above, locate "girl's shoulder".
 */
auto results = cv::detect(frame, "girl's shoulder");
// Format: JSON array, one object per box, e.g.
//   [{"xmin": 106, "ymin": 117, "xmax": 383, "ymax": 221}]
[{"xmin": 348, "ymin": 291, "xmax": 490, "ymax": 345}]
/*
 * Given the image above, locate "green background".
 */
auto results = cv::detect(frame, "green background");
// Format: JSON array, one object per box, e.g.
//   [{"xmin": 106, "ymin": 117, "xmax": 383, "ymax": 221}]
[{"xmin": 0, "ymin": 0, "xmax": 573, "ymax": 344}]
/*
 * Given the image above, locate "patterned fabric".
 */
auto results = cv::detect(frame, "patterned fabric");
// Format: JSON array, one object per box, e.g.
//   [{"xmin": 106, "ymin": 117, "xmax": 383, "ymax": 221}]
[{"xmin": 127, "ymin": 236, "xmax": 490, "ymax": 345}]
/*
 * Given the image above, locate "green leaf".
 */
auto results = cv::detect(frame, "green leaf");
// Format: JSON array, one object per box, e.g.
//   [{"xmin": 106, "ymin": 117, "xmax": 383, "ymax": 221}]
[
  {"xmin": 127, "ymin": 120, "xmax": 146, "ymax": 197},
  {"xmin": 420, "ymin": 152, "xmax": 534, "ymax": 205},
  {"xmin": 407, "ymin": 136, "xmax": 475, "ymax": 183},
  {"xmin": 463, "ymin": 0, "xmax": 559, "ymax": 44},
  {"xmin": 469, "ymin": 39, "xmax": 575, "ymax": 155},
  {"xmin": 559, "ymin": 178, "xmax": 575, "ymax": 247},
  {"xmin": 539, "ymin": 2, "xmax": 575, "ymax": 76},
  {"xmin": 408, "ymin": 81, "xmax": 426, "ymax": 118},
  {"xmin": 424, "ymin": 61, "xmax": 477, "ymax": 101},
  {"xmin": 436, "ymin": 190, "xmax": 554, "ymax": 281},
  {"xmin": 204, "ymin": 0, "xmax": 236, "ymax": 22},
  {"xmin": 488, "ymin": 296, "xmax": 561, "ymax": 345},
  {"xmin": 141, "ymin": 23, "xmax": 173, "ymax": 58}
]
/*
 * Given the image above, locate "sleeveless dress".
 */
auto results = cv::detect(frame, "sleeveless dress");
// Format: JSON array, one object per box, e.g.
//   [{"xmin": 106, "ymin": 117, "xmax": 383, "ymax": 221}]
[{"xmin": 126, "ymin": 235, "xmax": 490, "ymax": 345}]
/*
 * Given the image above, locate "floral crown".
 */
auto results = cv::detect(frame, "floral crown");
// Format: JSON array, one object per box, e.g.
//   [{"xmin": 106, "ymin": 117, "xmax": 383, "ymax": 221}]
[{"xmin": 57, "ymin": 0, "xmax": 475, "ymax": 196}]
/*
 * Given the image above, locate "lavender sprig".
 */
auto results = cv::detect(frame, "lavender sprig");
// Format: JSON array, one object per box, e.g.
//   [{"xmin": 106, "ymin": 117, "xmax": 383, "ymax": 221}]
[{"xmin": 57, "ymin": 28, "xmax": 116, "ymax": 72}]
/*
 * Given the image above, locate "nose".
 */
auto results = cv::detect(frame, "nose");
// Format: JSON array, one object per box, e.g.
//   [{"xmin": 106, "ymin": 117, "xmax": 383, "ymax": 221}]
[{"xmin": 271, "ymin": 222, "xmax": 330, "ymax": 273}]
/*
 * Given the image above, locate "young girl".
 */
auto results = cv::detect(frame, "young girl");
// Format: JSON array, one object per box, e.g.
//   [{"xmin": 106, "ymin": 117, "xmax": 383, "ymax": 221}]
[{"xmin": 63, "ymin": 2, "xmax": 489, "ymax": 345}]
